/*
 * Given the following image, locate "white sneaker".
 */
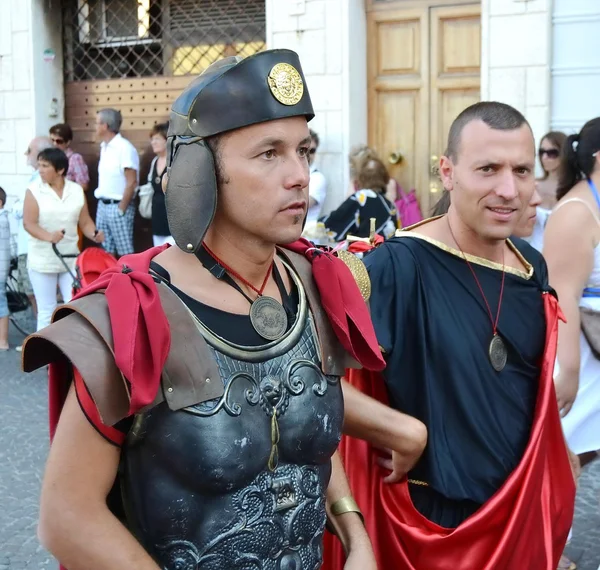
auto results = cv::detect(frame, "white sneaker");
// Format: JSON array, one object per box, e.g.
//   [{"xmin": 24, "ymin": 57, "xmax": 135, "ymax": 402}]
[{"xmin": 15, "ymin": 345, "xmax": 23, "ymax": 352}]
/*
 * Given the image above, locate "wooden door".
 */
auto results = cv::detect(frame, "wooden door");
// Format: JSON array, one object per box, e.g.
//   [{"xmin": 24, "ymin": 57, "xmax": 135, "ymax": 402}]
[
  {"xmin": 429, "ymin": 5, "xmax": 481, "ymax": 201},
  {"xmin": 368, "ymin": 2, "xmax": 481, "ymax": 216}
]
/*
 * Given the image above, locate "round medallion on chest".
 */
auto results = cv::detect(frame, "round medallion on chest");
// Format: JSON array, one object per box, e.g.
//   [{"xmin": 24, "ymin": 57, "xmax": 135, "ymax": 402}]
[{"xmin": 250, "ymin": 296, "xmax": 288, "ymax": 340}]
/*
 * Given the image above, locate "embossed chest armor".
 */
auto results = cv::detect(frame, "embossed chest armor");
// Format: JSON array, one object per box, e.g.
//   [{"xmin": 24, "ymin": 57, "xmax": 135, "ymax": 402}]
[{"xmin": 120, "ymin": 267, "xmax": 344, "ymax": 570}]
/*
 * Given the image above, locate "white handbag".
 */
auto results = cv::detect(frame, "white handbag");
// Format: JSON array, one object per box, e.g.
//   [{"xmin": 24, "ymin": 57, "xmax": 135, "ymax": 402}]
[{"xmin": 138, "ymin": 157, "xmax": 157, "ymax": 220}]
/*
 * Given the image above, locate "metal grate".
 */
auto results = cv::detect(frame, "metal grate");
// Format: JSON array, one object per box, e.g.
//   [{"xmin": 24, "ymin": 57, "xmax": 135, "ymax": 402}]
[{"xmin": 62, "ymin": 0, "xmax": 266, "ymax": 81}]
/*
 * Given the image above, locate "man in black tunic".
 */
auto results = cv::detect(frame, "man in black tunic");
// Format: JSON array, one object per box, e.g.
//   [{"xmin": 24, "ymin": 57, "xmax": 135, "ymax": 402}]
[{"xmin": 338, "ymin": 102, "xmax": 577, "ymax": 570}]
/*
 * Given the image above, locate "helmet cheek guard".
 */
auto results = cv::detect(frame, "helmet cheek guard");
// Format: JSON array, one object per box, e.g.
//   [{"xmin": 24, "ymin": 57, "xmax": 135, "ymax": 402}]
[
  {"xmin": 165, "ymin": 49, "xmax": 314, "ymax": 254},
  {"xmin": 165, "ymin": 137, "xmax": 217, "ymax": 254}
]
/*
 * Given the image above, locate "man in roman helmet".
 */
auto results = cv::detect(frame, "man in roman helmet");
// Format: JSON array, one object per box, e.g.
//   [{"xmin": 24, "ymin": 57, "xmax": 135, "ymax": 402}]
[{"xmin": 22, "ymin": 50, "xmax": 402, "ymax": 569}]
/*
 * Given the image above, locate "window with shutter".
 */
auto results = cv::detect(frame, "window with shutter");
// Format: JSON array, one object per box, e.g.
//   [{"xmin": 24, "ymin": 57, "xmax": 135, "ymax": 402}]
[{"xmin": 63, "ymin": 0, "xmax": 266, "ymax": 80}]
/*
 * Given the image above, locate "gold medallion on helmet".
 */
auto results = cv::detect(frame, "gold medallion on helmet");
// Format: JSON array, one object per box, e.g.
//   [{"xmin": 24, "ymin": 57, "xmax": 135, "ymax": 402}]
[{"xmin": 268, "ymin": 63, "xmax": 304, "ymax": 106}]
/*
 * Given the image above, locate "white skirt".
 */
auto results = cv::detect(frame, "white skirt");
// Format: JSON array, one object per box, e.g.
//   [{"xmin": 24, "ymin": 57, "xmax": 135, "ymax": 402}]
[{"xmin": 561, "ymin": 299, "xmax": 600, "ymax": 454}]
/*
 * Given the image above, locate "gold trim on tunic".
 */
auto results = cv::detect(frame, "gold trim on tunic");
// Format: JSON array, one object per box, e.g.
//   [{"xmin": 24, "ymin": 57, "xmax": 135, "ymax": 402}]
[{"xmin": 394, "ymin": 223, "xmax": 533, "ymax": 280}]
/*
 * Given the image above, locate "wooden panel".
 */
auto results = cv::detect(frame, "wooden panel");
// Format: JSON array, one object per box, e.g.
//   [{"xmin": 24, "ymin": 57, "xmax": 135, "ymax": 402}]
[
  {"xmin": 64, "ymin": 75, "xmax": 195, "ymax": 252},
  {"xmin": 64, "ymin": 76, "xmax": 191, "ymax": 96},
  {"xmin": 64, "ymin": 75, "xmax": 191, "ymax": 156},
  {"xmin": 368, "ymin": 8, "xmax": 429, "ymax": 210},
  {"xmin": 366, "ymin": 1, "xmax": 481, "ymax": 217},
  {"xmin": 367, "ymin": 0, "xmax": 481, "ymax": 12},
  {"xmin": 377, "ymin": 19, "xmax": 420, "ymax": 75},
  {"xmin": 377, "ymin": 90, "xmax": 421, "ymax": 191},
  {"xmin": 437, "ymin": 13, "xmax": 481, "ymax": 75},
  {"xmin": 429, "ymin": 4, "xmax": 481, "ymax": 210}
]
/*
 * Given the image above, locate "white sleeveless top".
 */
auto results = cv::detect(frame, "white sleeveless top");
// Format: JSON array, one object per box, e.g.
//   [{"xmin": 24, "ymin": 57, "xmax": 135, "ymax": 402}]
[
  {"xmin": 525, "ymin": 207, "xmax": 551, "ymax": 253},
  {"xmin": 552, "ymin": 197, "xmax": 600, "ymax": 308},
  {"xmin": 27, "ymin": 178, "xmax": 84, "ymax": 273}
]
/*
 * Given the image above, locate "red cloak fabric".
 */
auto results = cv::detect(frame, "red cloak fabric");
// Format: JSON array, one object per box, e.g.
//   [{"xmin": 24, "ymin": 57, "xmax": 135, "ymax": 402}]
[{"xmin": 323, "ymin": 292, "xmax": 575, "ymax": 570}]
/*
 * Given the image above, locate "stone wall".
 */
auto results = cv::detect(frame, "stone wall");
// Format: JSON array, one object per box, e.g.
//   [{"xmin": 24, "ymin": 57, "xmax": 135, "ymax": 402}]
[
  {"xmin": 481, "ymin": 0, "xmax": 552, "ymax": 151},
  {"xmin": 0, "ymin": 0, "xmax": 63, "ymax": 210},
  {"xmin": 266, "ymin": 0, "xmax": 367, "ymax": 214}
]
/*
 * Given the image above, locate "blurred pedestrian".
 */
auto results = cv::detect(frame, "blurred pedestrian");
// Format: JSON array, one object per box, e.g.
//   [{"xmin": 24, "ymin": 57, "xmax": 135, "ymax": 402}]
[
  {"xmin": 305, "ymin": 129, "xmax": 327, "ymax": 224},
  {"xmin": 23, "ymin": 147, "xmax": 103, "ymax": 331},
  {"xmin": 0, "ymin": 186, "xmax": 10, "ymax": 350},
  {"xmin": 94, "ymin": 108, "xmax": 139, "ymax": 256},
  {"xmin": 321, "ymin": 156, "xmax": 398, "ymax": 241},
  {"xmin": 49, "ymin": 123, "xmax": 90, "ymax": 192},
  {"xmin": 147, "ymin": 122, "xmax": 173, "ymax": 246}
]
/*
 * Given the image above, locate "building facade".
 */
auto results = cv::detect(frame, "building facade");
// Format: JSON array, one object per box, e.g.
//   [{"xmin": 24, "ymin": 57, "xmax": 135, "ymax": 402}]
[{"xmin": 1, "ymin": 0, "xmax": 599, "ymax": 225}]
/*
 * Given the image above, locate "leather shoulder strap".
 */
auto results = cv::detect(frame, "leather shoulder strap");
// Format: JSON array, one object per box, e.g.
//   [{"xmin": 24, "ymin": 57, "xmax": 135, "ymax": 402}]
[
  {"xmin": 277, "ymin": 248, "xmax": 353, "ymax": 375},
  {"xmin": 152, "ymin": 283, "xmax": 224, "ymax": 411},
  {"xmin": 22, "ymin": 294, "xmax": 130, "ymax": 426},
  {"xmin": 22, "ymin": 284, "xmax": 226, "ymax": 424}
]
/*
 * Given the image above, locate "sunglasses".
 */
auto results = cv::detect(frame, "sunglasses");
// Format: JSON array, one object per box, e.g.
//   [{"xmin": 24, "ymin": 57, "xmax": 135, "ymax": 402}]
[
  {"xmin": 539, "ymin": 148, "xmax": 559, "ymax": 159},
  {"xmin": 51, "ymin": 137, "xmax": 65, "ymax": 145},
  {"xmin": 309, "ymin": 148, "xmax": 317, "ymax": 155}
]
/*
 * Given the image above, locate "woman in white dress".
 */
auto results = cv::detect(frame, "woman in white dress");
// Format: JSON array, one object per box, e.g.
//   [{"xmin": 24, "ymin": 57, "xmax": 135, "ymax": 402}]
[
  {"xmin": 544, "ymin": 118, "xmax": 600, "ymax": 454},
  {"xmin": 527, "ymin": 131, "xmax": 566, "ymax": 252},
  {"xmin": 544, "ymin": 119, "xmax": 600, "ymax": 570}
]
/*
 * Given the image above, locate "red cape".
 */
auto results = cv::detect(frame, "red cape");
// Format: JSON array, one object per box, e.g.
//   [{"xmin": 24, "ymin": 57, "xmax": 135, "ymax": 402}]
[{"xmin": 323, "ymin": 292, "xmax": 575, "ymax": 570}]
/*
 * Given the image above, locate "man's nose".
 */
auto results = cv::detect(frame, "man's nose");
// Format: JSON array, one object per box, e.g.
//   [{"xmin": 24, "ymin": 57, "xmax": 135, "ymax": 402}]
[
  {"xmin": 284, "ymin": 154, "xmax": 310, "ymax": 190},
  {"xmin": 495, "ymin": 171, "xmax": 518, "ymax": 200}
]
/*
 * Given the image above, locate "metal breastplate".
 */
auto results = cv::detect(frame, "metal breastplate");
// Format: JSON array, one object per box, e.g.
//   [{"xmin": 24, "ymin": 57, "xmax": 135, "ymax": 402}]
[{"xmin": 121, "ymin": 268, "xmax": 344, "ymax": 570}]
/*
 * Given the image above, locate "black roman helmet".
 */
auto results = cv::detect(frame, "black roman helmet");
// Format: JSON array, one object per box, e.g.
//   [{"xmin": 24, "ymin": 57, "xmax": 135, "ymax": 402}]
[{"xmin": 165, "ymin": 49, "xmax": 315, "ymax": 254}]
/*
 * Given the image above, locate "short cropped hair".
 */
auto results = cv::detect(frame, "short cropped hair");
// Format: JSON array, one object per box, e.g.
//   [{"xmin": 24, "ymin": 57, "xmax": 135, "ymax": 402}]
[
  {"xmin": 98, "ymin": 108, "xmax": 123, "ymax": 134},
  {"xmin": 38, "ymin": 147, "xmax": 69, "ymax": 175},
  {"xmin": 0, "ymin": 186, "xmax": 6, "ymax": 208},
  {"xmin": 446, "ymin": 102, "xmax": 530, "ymax": 162}
]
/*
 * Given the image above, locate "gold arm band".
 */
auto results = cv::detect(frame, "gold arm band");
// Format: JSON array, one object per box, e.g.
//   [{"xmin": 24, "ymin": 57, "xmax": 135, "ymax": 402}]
[{"xmin": 330, "ymin": 496, "xmax": 364, "ymax": 523}]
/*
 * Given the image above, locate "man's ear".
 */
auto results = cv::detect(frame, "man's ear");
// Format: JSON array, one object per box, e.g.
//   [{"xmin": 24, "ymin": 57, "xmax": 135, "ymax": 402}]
[{"xmin": 439, "ymin": 155, "xmax": 454, "ymax": 192}]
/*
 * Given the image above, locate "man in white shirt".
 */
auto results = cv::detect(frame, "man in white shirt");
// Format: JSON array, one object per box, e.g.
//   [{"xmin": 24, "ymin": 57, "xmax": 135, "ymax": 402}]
[
  {"xmin": 306, "ymin": 129, "xmax": 327, "ymax": 224},
  {"xmin": 94, "ymin": 108, "xmax": 139, "ymax": 256}
]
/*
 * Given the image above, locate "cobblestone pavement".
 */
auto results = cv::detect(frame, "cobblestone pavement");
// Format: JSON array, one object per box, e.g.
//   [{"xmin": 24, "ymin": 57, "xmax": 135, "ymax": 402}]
[{"xmin": 0, "ymin": 327, "xmax": 599, "ymax": 570}]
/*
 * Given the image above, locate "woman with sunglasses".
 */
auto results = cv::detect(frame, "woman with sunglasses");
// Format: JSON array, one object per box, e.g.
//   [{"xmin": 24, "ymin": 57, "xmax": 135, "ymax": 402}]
[
  {"xmin": 49, "ymin": 123, "xmax": 90, "ymax": 193},
  {"xmin": 526, "ymin": 132, "xmax": 567, "ymax": 252}
]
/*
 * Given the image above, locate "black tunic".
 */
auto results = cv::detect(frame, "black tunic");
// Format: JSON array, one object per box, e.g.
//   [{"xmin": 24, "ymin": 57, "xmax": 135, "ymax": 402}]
[{"xmin": 364, "ymin": 232, "xmax": 548, "ymax": 526}]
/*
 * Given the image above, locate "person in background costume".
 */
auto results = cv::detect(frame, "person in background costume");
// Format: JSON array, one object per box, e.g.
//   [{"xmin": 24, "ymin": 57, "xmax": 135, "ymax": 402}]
[
  {"xmin": 320, "ymin": 157, "xmax": 398, "ymax": 242},
  {"xmin": 23, "ymin": 50, "xmax": 388, "ymax": 570},
  {"xmin": 325, "ymin": 102, "xmax": 577, "ymax": 570}
]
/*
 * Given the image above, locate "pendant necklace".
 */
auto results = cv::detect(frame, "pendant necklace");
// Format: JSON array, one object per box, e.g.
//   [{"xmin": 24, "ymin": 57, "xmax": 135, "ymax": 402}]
[
  {"xmin": 200, "ymin": 243, "xmax": 289, "ymax": 341},
  {"xmin": 447, "ymin": 219, "xmax": 508, "ymax": 372}
]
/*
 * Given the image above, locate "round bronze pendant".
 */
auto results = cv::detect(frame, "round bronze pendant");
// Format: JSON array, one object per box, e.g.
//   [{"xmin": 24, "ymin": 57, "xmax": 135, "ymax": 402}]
[
  {"xmin": 489, "ymin": 334, "xmax": 508, "ymax": 372},
  {"xmin": 250, "ymin": 296, "xmax": 288, "ymax": 341}
]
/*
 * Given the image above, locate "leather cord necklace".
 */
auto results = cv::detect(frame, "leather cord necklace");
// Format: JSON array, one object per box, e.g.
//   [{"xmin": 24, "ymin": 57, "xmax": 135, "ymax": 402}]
[
  {"xmin": 447, "ymin": 218, "xmax": 508, "ymax": 372},
  {"xmin": 198, "ymin": 243, "xmax": 291, "ymax": 341}
]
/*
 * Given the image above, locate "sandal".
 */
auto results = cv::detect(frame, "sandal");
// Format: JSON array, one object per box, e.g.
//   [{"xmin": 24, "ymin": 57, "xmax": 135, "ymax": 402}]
[{"xmin": 557, "ymin": 555, "xmax": 576, "ymax": 570}]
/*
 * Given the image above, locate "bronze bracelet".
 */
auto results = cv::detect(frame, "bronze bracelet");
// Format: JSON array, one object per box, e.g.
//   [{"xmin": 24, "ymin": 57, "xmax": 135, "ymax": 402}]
[{"xmin": 330, "ymin": 496, "xmax": 364, "ymax": 524}]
